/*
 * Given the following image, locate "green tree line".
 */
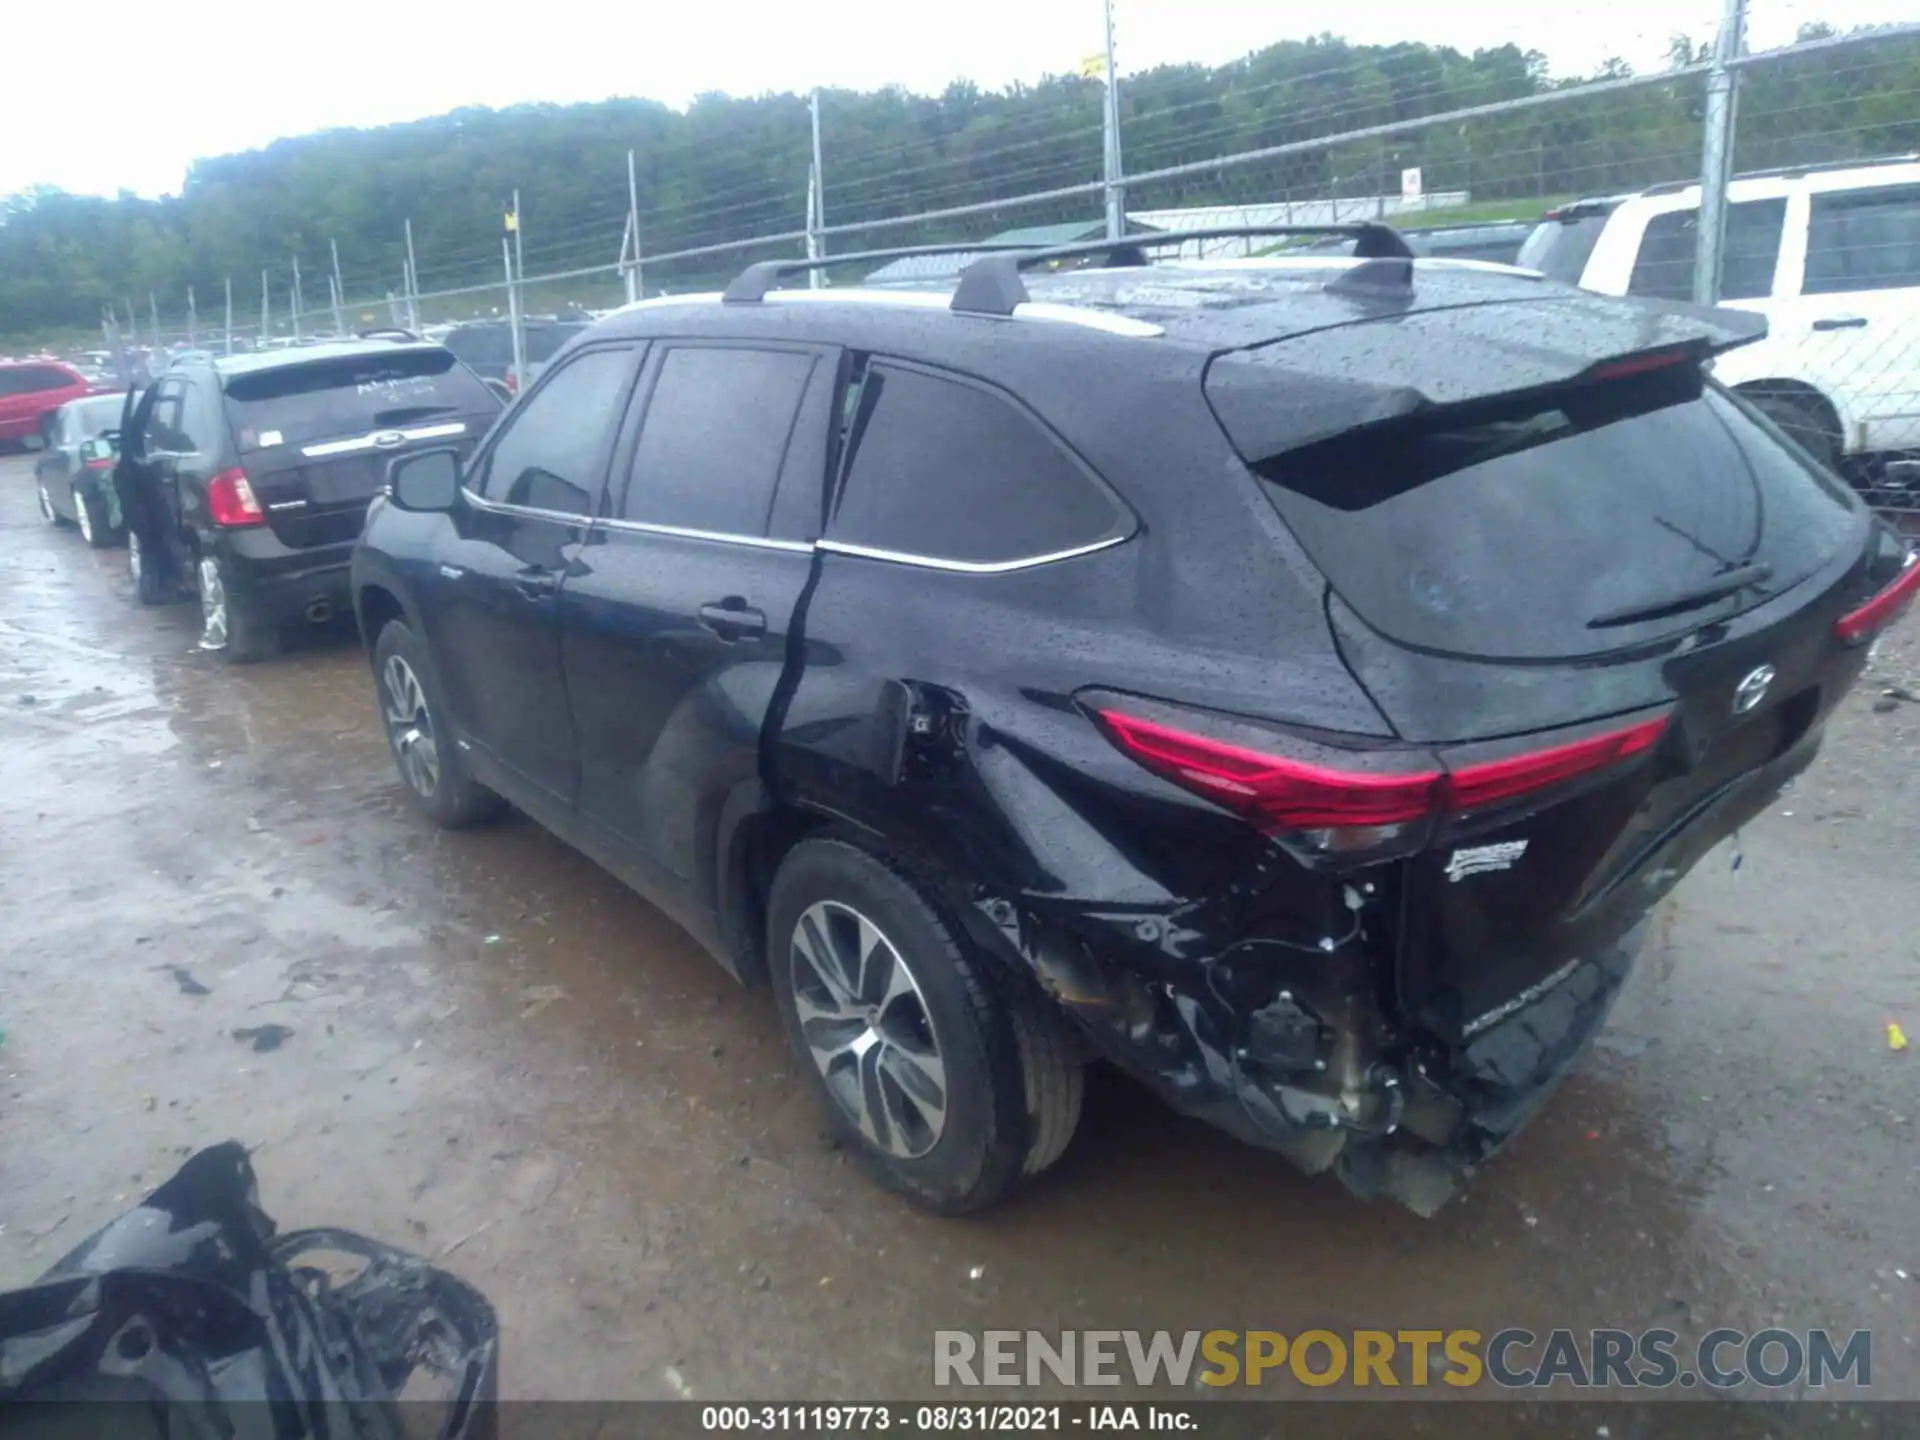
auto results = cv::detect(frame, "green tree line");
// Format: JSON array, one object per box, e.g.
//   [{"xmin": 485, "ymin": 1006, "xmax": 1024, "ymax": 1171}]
[{"xmin": 2, "ymin": 20, "xmax": 1914, "ymax": 342}]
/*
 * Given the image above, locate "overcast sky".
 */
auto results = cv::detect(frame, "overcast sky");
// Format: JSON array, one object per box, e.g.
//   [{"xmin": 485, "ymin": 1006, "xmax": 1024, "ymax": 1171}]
[{"xmin": 3, "ymin": 0, "xmax": 1909, "ymax": 199}]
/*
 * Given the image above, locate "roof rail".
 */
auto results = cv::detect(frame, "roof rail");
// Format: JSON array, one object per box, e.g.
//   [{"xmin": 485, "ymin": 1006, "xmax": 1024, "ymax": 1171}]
[
  {"xmin": 357, "ymin": 327, "xmax": 420, "ymax": 342},
  {"xmin": 722, "ymin": 242, "xmax": 1035, "ymax": 303},
  {"xmin": 1640, "ymin": 151, "xmax": 1920, "ymax": 196},
  {"xmin": 949, "ymin": 224, "xmax": 1415, "ymax": 316}
]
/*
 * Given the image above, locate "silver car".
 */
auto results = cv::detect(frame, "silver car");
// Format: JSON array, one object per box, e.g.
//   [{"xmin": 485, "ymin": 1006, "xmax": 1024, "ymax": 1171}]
[{"xmin": 34, "ymin": 392, "xmax": 131, "ymax": 548}]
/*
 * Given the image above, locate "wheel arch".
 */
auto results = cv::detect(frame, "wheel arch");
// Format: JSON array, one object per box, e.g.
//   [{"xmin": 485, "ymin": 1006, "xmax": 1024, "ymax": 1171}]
[
  {"xmin": 354, "ymin": 582, "xmax": 411, "ymax": 659},
  {"xmin": 1732, "ymin": 378, "xmax": 1847, "ymax": 452}
]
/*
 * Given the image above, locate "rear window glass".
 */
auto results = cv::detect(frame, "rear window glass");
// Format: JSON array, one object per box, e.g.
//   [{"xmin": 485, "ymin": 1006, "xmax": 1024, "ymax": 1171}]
[
  {"xmin": 442, "ymin": 327, "xmax": 513, "ymax": 366},
  {"xmin": 1250, "ymin": 367, "xmax": 1858, "ymax": 660},
  {"xmin": 67, "ymin": 395, "xmax": 127, "ymax": 433},
  {"xmin": 222, "ymin": 349, "xmax": 496, "ymax": 451}
]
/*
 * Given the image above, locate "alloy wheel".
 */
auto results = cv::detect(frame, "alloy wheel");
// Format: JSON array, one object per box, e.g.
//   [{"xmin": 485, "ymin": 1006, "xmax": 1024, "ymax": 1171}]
[
  {"xmin": 788, "ymin": 900, "xmax": 948, "ymax": 1159},
  {"xmin": 381, "ymin": 655, "xmax": 441, "ymax": 798},
  {"xmin": 75, "ymin": 493, "xmax": 94, "ymax": 544},
  {"xmin": 127, "ymin": 531, "xmax": 142, "ymax": 580},
  {"xmin": 198, "ymin": 557, "xmax": 228, "ymax": 650},
  {"xmin": 37, "ymin": 482, "xmax": 55, "ymax": 523}
]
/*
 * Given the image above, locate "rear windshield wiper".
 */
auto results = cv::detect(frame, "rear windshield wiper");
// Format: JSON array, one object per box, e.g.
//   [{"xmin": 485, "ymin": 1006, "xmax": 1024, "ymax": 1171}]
[{"xmin": 1587, "ymin": 562, "xmax": 1773, "ymax": 629}]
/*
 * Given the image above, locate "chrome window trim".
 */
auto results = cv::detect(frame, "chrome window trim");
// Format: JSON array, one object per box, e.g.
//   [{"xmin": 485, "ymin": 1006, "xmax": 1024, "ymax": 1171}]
[
  {"xmin": 599, "ymin": 515, "xmax": 814, "ymax": 553},
  {"xmin": 460, "ymin": 487, "xmax": 589, "ymax": 526},
  {"xmin": 457, "ymin": 487, "xmax": 1126, "ymax": 569},
  {"xmin": 815, "ymin": 531, "xmax": 1131, "ymax": 574},
  {"xmin": 301, "ymin": 421, "xmax": 467, "ymax": 459},
  {"xmin": 459, "ymin": 488, "xmax": 812, "ymax": 552}
]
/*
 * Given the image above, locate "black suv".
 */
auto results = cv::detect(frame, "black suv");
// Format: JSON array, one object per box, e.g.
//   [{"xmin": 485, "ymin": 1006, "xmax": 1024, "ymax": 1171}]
[
  {"xmin": 351, "ymin": 228, "xmax": 1917, "ymax": 1214},
  {"xmin": 115, "ymin": 340, "xmax": 501, "ymax": 661}
]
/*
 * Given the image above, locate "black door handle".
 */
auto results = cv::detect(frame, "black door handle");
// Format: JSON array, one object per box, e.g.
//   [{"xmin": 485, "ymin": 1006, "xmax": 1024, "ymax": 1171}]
[
  {"xmin": 513, "ymin": 567, "xmax": 559, "ymax": 601},
  {"xmin": 697, "ymin": 600, "xmax": 767, "ymax": 640},
  {"xmin": 1812, "ymin": 316, "xmax": 1868, "ymax": 331}
]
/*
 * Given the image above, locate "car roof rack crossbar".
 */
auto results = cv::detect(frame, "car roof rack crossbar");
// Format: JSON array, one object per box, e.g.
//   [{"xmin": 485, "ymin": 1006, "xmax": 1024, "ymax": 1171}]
[
  {"xmin": 721, "ymin": 242, "xmax": 1036, "ymax": 304},
  {"xmin": 948, "ymin": 224, "xmax": 1416, "ymax": 316}
]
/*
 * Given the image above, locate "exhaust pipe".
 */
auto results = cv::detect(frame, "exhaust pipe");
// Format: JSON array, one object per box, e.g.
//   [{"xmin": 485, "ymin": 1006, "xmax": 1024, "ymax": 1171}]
[{"xmin": 304, "ymin": 599, "xmax": 333, "ymax": 624}]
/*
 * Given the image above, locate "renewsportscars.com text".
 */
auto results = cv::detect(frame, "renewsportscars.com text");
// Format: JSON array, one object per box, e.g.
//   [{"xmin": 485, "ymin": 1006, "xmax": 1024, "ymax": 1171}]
[{"xmin": 933, "ymin": 1328, "xmax": 1871, "ymax": 1391}]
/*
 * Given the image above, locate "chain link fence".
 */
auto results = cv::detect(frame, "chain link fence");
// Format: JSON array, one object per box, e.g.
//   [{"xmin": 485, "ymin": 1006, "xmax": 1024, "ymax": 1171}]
[{"xmin": 98, "ymin": 1, "xmax": 1919, "ymax": 517}]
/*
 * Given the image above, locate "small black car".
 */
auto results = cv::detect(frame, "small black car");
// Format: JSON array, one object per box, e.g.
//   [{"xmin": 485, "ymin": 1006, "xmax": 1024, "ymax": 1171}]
[
  {"xmin": 115, "ymin": 340, "xmax": 501, "ymax": 661},
  {"xmin": 34, "ymin": 392, "xmax": 131, "ymax": 547},
  {"xmin": 351, "ymin": 229, "xmax": 1917, "ymax": 1214}
]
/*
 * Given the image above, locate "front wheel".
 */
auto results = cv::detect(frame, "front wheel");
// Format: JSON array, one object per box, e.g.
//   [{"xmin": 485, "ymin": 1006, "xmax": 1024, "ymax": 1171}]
[
  {"xmin": 128, "ymin": 530, "xmax": 173, "ymax": 604},
  {"xmin": 372, "ymin": 619, "xmax": 501, "ymax": 828},
  {"xmin": 37, "ymin": 479, "xmax": 65, "ymax": 526},
  {"xmin": 768, "ymin": 838, "xmax": 1083, "ymax": 1214},
  {"xmin": 75, "ymin": 487, "xmax": 118, "ymax": 549}
]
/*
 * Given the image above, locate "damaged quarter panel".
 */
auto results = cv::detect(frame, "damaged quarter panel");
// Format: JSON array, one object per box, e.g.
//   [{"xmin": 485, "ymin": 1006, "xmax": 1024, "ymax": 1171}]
[{"xmin": 773, "ymin": 335, "xmax": 1401, "ymax": 1168}]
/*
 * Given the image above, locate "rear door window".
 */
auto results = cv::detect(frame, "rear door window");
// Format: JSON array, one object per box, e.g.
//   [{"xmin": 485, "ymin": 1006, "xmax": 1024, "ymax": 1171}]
[
  {"xmin": 1626, "ymin": 200, "xmax": 1788, "ymax": 302},
  {"xmin": 618, "ymin": 345, "xmax": 820, "ymax": 537},
  {"xmin": 827, "ymin": 361, "xmax": 1129, "ymax": 568},
  {"xmin": 476, "ymin": 347, "xmax": 636, "ymax": 516},
  {"xmin": 223, "ymin": 349, "xmax": 498, "ymax": 452},
  {"xmin": 1804, "ymin": 184, "xmax": 1920, "ymax": 294},
  {"xmin": 1247, "ymin": 366, "xmax": 1858, "ymax": 660}
]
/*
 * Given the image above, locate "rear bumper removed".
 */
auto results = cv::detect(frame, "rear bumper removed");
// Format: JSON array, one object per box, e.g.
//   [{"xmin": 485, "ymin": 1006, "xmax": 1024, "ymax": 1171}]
[
  {"xmin": 963, "ymin": 721, "xmax": 1822, "ymax": 1215},
  {"xmin": 210, "ymin": 528, "xmax": 355, "ymax": 625}
]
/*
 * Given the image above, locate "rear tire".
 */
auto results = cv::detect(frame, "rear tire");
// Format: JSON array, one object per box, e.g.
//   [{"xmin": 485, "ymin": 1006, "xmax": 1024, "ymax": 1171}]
[
  {"xmin": 198, "ymin": 553, "xmax": 280, "ymax": 664},
  {"xmin": 767, "ymin": 838, "xmax": 1082, "ymax": 1214},
  {"xmin": 37, "ymin": 479, "xmax": 65, "ymax": 526},
  {"xmin": 372, "ymin": 619, "xmax": 501, "ymax": 829}
]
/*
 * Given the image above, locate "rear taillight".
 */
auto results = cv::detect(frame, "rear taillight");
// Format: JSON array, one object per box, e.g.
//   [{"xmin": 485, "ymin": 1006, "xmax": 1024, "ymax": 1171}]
[
  {"xmin": 207, "ymin": 467, "xmax": 265, "ymax": 527},
  {"xmin": 1094, "ymin": 703, "xmax": 1668, "ymax": 865},
  {"xmin": 1835, "ymin": 552, "xmax": 1920, "ymax": 646},
  {"xmin": 1443, "ymin": 718, "xmax": 1667, "ymax": 813},
  {"xmin": 84, "ymin": 457, "xmax": 114, "ymax": 470}
]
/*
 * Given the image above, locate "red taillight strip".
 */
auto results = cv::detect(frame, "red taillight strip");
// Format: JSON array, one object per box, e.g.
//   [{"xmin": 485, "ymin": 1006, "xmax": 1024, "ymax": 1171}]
[
  {"xmin": 1835, "ymin": 553, "xmax": 1920, "ymax": 646},
  {"xmin": 1096, "ymin": 710, "xmax": 1438, "ymax": 827},
  {"xmin": 207, "ymin": 467, "xmax": 266, "ymax": 528},
  {"xmin": 1096, "ymin": 708, "xmax": 1668, "ymax": 832},
  {"xmin": 1587, "ymin": 347, "xmax": 1693, "ymax": 382},
  {"xmin": 1441, "ymin": 716, "xmax": 1667, "ymax": 812}
]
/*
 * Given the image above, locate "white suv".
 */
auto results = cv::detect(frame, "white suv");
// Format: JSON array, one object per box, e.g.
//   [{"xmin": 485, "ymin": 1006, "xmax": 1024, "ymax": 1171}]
[{"xmin": 1525, "ymin": 157, "xmax": 1920, "ymax": 474}]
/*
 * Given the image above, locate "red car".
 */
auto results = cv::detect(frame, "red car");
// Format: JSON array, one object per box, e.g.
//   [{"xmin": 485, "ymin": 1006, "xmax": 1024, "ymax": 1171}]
[{"xmin": 0, "ymin": 360, "xmax": 95, "ymax": 447}]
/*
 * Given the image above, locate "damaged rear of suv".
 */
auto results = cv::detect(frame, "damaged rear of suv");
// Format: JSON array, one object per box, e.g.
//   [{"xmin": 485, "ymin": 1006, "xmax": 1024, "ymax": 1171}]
[{"xmin": 354, "ymin": 229, "xmax": 1917, "ymax": 1215}]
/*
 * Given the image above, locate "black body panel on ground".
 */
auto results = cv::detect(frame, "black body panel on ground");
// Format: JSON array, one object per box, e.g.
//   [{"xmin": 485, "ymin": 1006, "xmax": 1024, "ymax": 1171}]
[{"xmin": 351, "ymin": 244, "xmax": 1915, "ymax": 1213}]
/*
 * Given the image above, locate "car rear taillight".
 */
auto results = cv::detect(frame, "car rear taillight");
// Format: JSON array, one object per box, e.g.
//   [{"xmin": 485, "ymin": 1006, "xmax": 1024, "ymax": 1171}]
[
  {"xmin": 1442, "ymin": 718, "xmax": 1668, "ymax": 813},
  {"xmin": 1835, "ymin": 552, "xmax": 1920, "ymax": 646},
  {"xmin": 1094, "ymin": 702, "xmax": 1669, "ymax": 865},
  {"xmin": 207, "ymin": 467, "xmax": 265, "ymax": 527},
  {"xmin": 84, "ymin": 457, "xmax": 114, "ymax": 470}
]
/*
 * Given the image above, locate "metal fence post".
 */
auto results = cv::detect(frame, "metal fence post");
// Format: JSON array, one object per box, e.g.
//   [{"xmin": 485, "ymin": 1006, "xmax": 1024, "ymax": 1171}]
[
  {"xmin": 187, "ymin": 286, "xmax": 197, "ymax": 346},
  {"xmin": 223, "ymin": 277, "xmax": 233, "ymax": 356},
  {"xmin": 291, "ymin": 257, "xmax": 303, "ymax": 342},
  {"xmin": 504, "ymin": 236, "xmax": 527, "ymax": 393},
  {"xmin": 149, "ymin": 293, "xmax": 160, "ymax": 351},
  {"xmin": 260, "ymin": 270, "xmax": 270, "ymax": 345},
  {"xmin": 1101, "ymin": 0, "xmax": 1124, "ymax": 239},
  {"xmin": 405, "ymin": 219, "xmax": 422, "ymax": 331},
  {"xmin": 330, "ymin": 239, "xmax": 347, "ymax": 335},
  {"xmin": 808, "ymin": 91, "xmax": 826, "ymax": 288},
  {"xmin": 1694, "ymin": 0, "xmax": 1748, "ymax": 305},
  {"xmin": 627, "ymin": 150, "xmax": 642, "ymax": 304}
]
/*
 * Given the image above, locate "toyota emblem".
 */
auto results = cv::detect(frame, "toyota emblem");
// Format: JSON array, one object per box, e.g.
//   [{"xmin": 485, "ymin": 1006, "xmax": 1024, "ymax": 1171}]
[
  {"xmin": 1732, "ymin": 664, "xmax": 1776, "ymax": 715},
  {"xmin": 372, "ymin": 430, "xmax": 406, "ymax": 449}
]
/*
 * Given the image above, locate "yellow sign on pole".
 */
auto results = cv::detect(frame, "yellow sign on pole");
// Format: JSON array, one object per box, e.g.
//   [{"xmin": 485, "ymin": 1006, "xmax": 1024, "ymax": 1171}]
[
  {"xmin": 504, "ymin": 211, "xmax": 519, "ymax": 233},
  {"xmin": 1079, "ymin": 53, "xmax": 1107, "ymax": 80}
]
